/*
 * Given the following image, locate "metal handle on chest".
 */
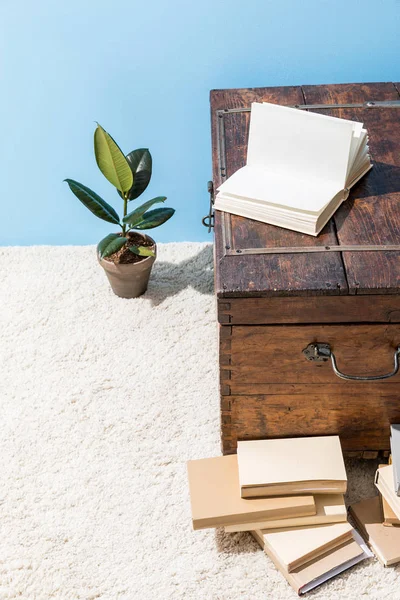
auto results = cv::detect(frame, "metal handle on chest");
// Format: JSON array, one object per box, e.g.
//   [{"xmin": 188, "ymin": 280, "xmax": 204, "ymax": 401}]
[{"xmin": 302, "ymin": 342, "xmax": 400, "ymax": 381}]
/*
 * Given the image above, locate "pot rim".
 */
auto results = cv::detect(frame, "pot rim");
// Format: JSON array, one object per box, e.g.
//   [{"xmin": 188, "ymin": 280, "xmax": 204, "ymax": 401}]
[{"xmin": 98, "ymin": 233, "xmax": 157, "ymax": 271}]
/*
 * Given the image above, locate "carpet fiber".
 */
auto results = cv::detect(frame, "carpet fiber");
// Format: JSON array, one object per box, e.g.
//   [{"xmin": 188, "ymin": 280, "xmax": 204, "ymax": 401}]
[{"xmin": 0, "ymin": 243, "xmax": 399, "ymax": 599}]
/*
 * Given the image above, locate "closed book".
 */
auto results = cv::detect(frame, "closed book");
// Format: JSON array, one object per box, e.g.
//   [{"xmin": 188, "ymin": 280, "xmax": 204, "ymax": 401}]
[
  {"xmin": 381, "ymin": 495, "xmax": 400, "ymax": 527},
  {"xmin": 187, "ymin": 454, "xmax": 315, "ymax": 530},
  {"xmin": 375, "ymin": 465, "xmax": 400, "ymax": 521},
  {"xmin": 255, "ymin": 521, "xmax": 353, "ymax": 572},
  {"xmin": 225, "ymin": 494, "xmax": 346, "ymax": 532},
  {"xmin": 237, "ymin": 436, "xmax": 347, "ymax": 498},
  {"xmin": 349, "ymin": 495, "xmax": 400, "ymax": 566},
  {"xmin": 252, "ymin": 528, "xmax": 371, "ymax": 595},
  {"xmin": 390, "ymin": 425, "xmax": 400, "ymax": 496}
]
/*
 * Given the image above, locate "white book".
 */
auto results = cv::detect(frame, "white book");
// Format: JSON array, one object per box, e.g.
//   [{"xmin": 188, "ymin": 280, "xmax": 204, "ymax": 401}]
[{"xmin": 214, "ymin": 102, "xmax": 372, "ymax": 236}]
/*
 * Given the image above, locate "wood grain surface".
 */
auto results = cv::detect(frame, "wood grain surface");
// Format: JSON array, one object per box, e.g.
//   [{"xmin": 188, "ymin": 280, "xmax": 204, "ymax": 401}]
[
  {"xmin": 213, "ymin": 83, "xmax": 400, "ymax": 455},
  {"xmin": 219, "ymin": 322, "xmax": 400, "ymax": 454},
  {"xmin": 218, "ymin": 295, "xmax": 400, "ymax": 325},
  {"xmin": 221, "ymin": 392, "xmax": 400, "ymax": 454},
  {"xmin": 212, "ymin": 82, "xmax": 400, "ymax": 298},
  {"xmin": 302, "ymin": 82, "xmax": 400, "ymax": 295},
  {"xmin": 226, "ymin": 324, "xmax": 400, "ymax": 384},
  {"xmin": 211, "ymin": 86, "xmax": 348, "ymax": 298}
]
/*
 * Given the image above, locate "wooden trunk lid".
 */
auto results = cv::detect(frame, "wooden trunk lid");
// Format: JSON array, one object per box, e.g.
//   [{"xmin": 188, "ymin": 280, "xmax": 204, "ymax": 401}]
[{"xmin": 211, "ymin": 83, "xmax": 400, "ymax": 300}]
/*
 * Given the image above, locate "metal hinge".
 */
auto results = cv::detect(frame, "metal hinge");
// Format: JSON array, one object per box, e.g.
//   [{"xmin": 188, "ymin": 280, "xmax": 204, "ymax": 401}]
[
  {"xmin": 202, "ymin": 180, "xmax": 215, "ymax": 232},
  {"xmin": 217, "ymin": 100, "xmax": 400, "ymax": 116}
]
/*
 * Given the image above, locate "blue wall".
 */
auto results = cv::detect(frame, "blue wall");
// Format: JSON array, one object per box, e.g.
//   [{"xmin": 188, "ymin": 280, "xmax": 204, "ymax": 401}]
[{"xmin": 1, "ymin": 0, "xmax": 399, "ymax": 245}]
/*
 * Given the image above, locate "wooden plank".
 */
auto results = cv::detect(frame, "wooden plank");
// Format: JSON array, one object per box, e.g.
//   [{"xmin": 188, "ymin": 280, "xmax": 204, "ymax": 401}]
[
  {"xmin": 228, "ymin": 324, "xmax": 400, "ymax": 384},
  {"xmin": 302, "ymin": 82, "xmax": 400, "ymax": 295},
  {"xmin": 224, "ymin": 392, "xmax": 398, "ymax": 452},
  {"xmin": 228, "ymin": 381, "xmax": 400, "ymax": 396},
  {"xmin": 211, "ymin": 87, "xmax": 348, "ymax": 298},
  {"xmin": 218, "ymin": 295, "xmax": 400, "ymax": 325},
  {"xmin": 362, "ymin": 451, "xmax": 379, "ymax": 459},
  {"xmin": 219, "ymin": 324, "xmax": 232, "ymax": 396}
]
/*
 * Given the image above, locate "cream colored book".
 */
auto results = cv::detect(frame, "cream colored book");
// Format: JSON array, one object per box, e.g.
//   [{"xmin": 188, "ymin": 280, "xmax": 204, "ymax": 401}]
[
  {"xmin": 225, "ymin": 494, "xmax": 346, "ymax": 532},
  {"xmin": 187, "ymin": 454, "xmax": 315, "ymax": 530},
  {"xmin": 237, "ymin": 436, "xmax": 347, "ymax": 498},
  {"xmin": 255, "ymin": 521, "xmax": 353, "ymax": 572},
  {"xmin": 382, "ymin": 496, "xmax": 400, "ymax": 526},
  {"xmin": 377, "ymin": 463, "xmax": 400, "ymax": 526},
  {"xmin": 349, "ymin": 495, "xmax": 400, "ymax": 566},
  {"xmin": 214, "ymin": 102, "xmax": 372, "ymax": 236},
  {"xmin": 252, "ymin": 528, "xmax": 371, "ymax": 595},
  {"xmin": 375, "ymin": 465, "xmax": 400, "ymax": 521}
]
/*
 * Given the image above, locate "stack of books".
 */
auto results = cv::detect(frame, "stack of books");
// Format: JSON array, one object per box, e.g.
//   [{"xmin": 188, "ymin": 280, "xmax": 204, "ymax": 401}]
[
  {"xmin": 187, "ymin": 436, "xmax": 372, "ymax": 595},
  {"xmin": 214, "ymin": 102, "xmax": 372, "ymax": 236},
  {"xmin": 349, "ymin": 425, "xmax": 400, "ymax": 567}
]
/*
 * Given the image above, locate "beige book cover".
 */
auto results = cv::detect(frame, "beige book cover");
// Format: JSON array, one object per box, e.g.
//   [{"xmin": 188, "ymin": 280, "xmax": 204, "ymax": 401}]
[
  {"xmin": 256, "ymin": 521, "xmax": 353, "ymax": 572},
  {"xmin": 382, "ymin": 496, "xmax": 400, "ymax": 526},
  {"xmin": 225, "ymin": 494, "xmax": 346, "ymax": 532},
  {"xmin": 252, "ymin": 529, "xmax": 368, "ymax": 595},
  {"xmin": 378, "ymin": 463, "xmax": 400, "ymax": 526},
  {"xmin": 237, "ymin": 436, "xmax": 347, "ymax": 498},
  {"xmin": 375, "ymin": 465, "xmax": 400, "ymax": 521},
  {"xmin": 187, "ymin": 454, "xmax": 315, "ymax": 530},
  {"xmin": 349, "ymin": 495, "xmax": 400, "ymax": 566}
]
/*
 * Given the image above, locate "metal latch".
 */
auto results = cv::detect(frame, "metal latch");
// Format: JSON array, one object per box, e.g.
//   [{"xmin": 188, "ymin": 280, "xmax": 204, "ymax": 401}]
[{"xmin": 202, "ymin": 180, "xmax": 214, "ymax": 232}]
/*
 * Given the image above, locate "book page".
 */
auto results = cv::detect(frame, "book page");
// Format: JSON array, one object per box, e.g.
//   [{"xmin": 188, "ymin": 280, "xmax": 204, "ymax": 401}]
[
  {"xmin": 217, "ymin": 165, "xmax": 340, "ymax": 214},
  {"xmin": 247, "ymin": 102, "xmax": 354, "ymax": 189}
]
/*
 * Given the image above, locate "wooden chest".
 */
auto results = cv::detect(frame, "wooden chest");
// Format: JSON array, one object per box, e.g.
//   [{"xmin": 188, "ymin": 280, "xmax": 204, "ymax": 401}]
[{"xmin": 210, "ymin": 82, "xmax": 400, "ymax": 457}]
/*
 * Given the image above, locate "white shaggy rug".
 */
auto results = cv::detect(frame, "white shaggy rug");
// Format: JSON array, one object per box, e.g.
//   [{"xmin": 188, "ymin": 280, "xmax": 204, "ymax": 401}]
[{"xmin": 0, "ymin": 242, "xmax": 399, "ymax": 600}]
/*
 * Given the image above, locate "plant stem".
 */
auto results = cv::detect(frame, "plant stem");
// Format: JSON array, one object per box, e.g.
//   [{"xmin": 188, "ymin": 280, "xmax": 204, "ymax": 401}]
[{"xmin": 122, "ymin": 192, "xmax": 128, "ymax": 236}]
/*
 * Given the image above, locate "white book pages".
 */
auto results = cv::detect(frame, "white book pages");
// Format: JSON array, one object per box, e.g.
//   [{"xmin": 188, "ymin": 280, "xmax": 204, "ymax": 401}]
[
  {"xmin": 215, "ymin": 102, "xmax": 372, "ymax": 236},
  {"xmin": 261, "ymin": 103, "xmax": 364, "ymax": 184},
  {"xmin": 248, "ymin": 102, "xmax": 354, "ymax": 189},
  {"xmin": 217, "ymin": 165, "xmax": 340, "ymax": 214}
]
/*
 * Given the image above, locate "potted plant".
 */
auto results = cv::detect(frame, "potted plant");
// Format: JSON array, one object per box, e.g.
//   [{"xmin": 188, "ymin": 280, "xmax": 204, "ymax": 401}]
[{"xmin": 65, "ymin": 124, "xmax": 175, "ymax": 298}]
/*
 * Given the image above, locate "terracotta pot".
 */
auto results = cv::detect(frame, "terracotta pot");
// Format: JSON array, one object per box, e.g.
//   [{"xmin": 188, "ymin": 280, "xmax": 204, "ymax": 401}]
[{"xmin": 98, "ymin": 235, "xmax": 156, "ymax": 299}]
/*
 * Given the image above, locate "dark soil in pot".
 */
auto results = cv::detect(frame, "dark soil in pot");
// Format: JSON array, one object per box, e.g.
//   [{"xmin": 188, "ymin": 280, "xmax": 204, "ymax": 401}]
[{"xmin": 103, "ymin": 231, "xmax": 155, "ymax": 265}]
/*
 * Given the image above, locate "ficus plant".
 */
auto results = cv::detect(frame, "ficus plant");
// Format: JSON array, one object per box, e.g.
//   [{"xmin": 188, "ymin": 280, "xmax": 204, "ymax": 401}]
[{"xmin": 65, "ymin": 124, "xmax": 175, "ymax": 260}]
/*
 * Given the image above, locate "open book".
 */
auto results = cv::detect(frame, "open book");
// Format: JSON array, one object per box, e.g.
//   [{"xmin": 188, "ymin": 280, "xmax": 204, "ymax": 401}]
[{"xmin": 215, "ymin": 102, "xmax": 372, "ymax": 236}]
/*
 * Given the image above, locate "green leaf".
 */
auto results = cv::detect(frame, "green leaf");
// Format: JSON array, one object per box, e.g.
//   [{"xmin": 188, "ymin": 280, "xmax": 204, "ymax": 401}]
[
  {"xmin": 134, "ymin": 207, "xmax": 175, "ymax": 230},
  {"xmin": 64, "ymin": 179, "xmax": 120, "ymax": 224},
  {"xmin": 97, "ymin": 233, "xmax": 128, "ymax": 259},
  {"xmin": 122, "ymin": 197, "xmax": 166, "ymax": 227},
  {"xmin": 125, "ymin": 148, "xmax": 152, "ymax": 200},
  {"xmin": 129, "ymin": 245, "xmax": 155, "ymax": 257},
  {"xmin": 94, "ymin": 124, "xmax": 133, "ymax": 192}
]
